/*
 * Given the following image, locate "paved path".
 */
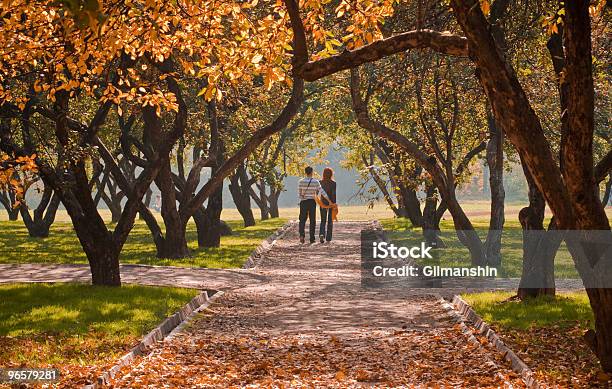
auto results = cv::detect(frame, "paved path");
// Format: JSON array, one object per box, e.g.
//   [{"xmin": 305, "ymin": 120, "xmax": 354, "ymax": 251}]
[
  {"xmin": 0, "ymin": 263, "xmax": 262, "ymax": 290},
  {"xmin": 112, "ymin": 222, "xmax": 525, "ymax": 387}
]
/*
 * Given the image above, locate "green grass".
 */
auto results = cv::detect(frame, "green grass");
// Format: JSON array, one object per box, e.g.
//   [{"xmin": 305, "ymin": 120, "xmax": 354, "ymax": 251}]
[
  {"xmin": 0, "ymin": 218, "xmax": 286, "ymax": 268},
  {"xmin": 0, "ymin": 283, "xmax": 198, "ymax": 366},
  {"xmin": 379, "ymin": 217, "xmax": 579, "ymax": 278},
  {"xmin": 462, "ymin": 291, "xmax": 593, "ymax": 329}
]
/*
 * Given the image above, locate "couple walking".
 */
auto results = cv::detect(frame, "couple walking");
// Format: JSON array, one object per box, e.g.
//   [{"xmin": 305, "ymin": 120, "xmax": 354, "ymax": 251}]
[{"xmin": 298, "ymin": 166, "xmax": 338, "ymax": 244}]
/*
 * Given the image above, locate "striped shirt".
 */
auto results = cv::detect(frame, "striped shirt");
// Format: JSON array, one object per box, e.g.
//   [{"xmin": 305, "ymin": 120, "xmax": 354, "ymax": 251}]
[{"xmin": 298, "ymin": 177, "xmax": 328, "ymax": 201}]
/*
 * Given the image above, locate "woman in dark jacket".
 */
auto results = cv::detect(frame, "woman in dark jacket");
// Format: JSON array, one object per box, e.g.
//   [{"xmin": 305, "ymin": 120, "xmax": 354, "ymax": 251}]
[{"xmin": 319, "ymin": 167, "xmax": 336, "ymax": 243}]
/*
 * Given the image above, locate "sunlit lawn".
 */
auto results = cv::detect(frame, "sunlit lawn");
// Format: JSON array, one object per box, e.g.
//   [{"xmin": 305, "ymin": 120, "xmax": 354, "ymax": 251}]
[
  {"xmin": 0, "ymin": 283, "xmax": 198, "ymax": 367},
  {"xmin": 380, "ymin": 217, "xmax": 580, "ymax": 278},
  {"xmin": 462, "ymin": 291, "xmax": 593, "ymax": 329},
  {"xmin": 0, "ymin": 218, "xmax": 286, "ymax": 268}
]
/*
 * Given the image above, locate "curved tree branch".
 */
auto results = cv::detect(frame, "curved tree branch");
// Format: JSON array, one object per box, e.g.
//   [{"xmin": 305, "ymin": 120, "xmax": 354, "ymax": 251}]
[{"xmin": 297, "ymin": 30, "xmax": 468, "ymax": 81}]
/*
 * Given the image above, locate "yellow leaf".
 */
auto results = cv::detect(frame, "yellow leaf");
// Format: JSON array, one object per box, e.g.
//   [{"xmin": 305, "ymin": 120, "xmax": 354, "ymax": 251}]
[
  {"xmin": 480, "ymin": 0, "xmax": 490, "ymax": 16},
  {"xmin": 205, "ymin": 86, "xmax": 215, "ymax": 101}
]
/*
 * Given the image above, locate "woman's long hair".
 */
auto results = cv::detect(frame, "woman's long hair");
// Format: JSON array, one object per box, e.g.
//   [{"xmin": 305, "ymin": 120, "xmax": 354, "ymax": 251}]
[{"xmin": 322, "ymin": 167, "xmax": 334, "ymax": 181}]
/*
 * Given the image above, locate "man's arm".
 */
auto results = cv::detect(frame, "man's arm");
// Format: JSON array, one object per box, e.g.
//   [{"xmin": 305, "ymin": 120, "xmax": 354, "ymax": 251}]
[
  {"xmin": 298, "ymin": 180, "xmax": 304, "ymax": 200},
  {"xmin": 317, "ymin": 181, "xmax": 330, "ymax": 201},
  {"xmin": 298, "ymin": 179, "xmax": 307, "ymax": 200}
]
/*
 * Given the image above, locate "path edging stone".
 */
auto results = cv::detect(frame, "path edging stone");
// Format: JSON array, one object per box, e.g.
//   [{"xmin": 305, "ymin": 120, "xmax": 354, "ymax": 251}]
[
  {"xmin": 449, "ymin": 295, "xmax": 541, "ymax": 389},
  {"xmin": 242, "ymin": 220, "xmax": 296, "ymax": 269},
  {"xmin": 83, "ymin": 289, "xmax": 224, "ymax": 389},
  {"xmin": 438, "ymin": 297, "xmax": 515, "ymax": 387}
]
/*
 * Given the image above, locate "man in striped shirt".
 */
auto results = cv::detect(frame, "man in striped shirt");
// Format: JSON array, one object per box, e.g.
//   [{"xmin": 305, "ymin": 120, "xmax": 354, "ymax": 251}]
[{"xmin": 298, "ymin": 166, "xmax": 329, "ymax": 243}]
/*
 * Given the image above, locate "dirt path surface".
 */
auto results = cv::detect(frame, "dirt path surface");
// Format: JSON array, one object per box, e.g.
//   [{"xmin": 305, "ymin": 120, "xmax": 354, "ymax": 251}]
[{"xmin": 113, "ymin": 221, "xmax": 524, "ymax": 388}]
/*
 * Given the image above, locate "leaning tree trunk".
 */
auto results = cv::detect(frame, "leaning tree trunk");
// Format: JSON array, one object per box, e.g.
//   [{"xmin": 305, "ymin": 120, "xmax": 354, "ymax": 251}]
[
  {"xmin": 249, "ymin": 181, "xmax": 270, "ymax": 221},
  {"xmin": 229, "ymin": 167, "xmax": 256, "ymax": 227},
  {"xmin": 445, "ymin": 190, "xmax": 488, "ymax": 266},
  {"xmin": 484, "ymin": 113, "xmax": 505, "ymax": 267},
  {"xmin": 0, "ymin": 190, "xmax": 19, "ymax": 221},
  {"xmin": 140, "ymin": 188, "xmax": 152, "ymax": 220},
  {"xmin": 367, "ymin": 163, "xmax": 403, "ymax": 217},
  {"xmin": 19, "ymin": 186, "xmax": 61, "ymax": 238}
]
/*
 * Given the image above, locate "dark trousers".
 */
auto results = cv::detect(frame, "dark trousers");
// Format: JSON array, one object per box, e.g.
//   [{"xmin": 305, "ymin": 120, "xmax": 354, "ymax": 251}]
[
  {"xmin": 319, "ymin": 207, "xmax": 333, "ymax": 241},
  {"xmin": 298, "ymin": 199, "xmax": 316, "ymax": 242}
]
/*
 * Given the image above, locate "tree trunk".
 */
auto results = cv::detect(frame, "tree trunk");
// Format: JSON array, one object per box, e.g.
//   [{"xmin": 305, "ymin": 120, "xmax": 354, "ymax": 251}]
[
  {"xmin": 229, "ymin": 166, "xmax": 256, "ymax": 227},
  {"xmin": 196, "ymin": 181, "xmax": 224, "ymax": 248},
  {"xmin": 157, "ymin": 224, "xmax": 190, "ymax": 258},
  {"xmin": 155, "ymin": 160, "xmax": 190, "ymax": 258},
  {"xmin": 109, "ymin": 199, "xmax": 122, "ymax": 223},
  {"xmin": 482, "ymin": 161, "xmax": 490, "ymax": 196},
  {"xmin": 268, "ymin": 188, "xmax": 281, "ymax": 218},
  {"xmin": 374, "ymin": 141, "xmax": 423, "ymax": 225},
  {"xmin": 421, "ymin": 184, "xmax": 445, "ymax": 248},
  {"xmin": 484, "ymin": 112, "xmax": 505, "ymax": 267},
  {"xmin": 67, "ymin": 188, "xmax": 123, "ymax": 286},
  {"xmin": 83, "ymin": 237, "xmax": 121, "ymax": 286},
  {"xmin": 584, "ymin": 289, "xmax": 612, "ymax": 372},
  {"xmin": 61, "ymin": 167, "xmax": 123, "ymax": 286},
  {"xmin": 398, "ymin": 184, "xmax": 423, "ymax": 227},
  {"xmin": 516, "ymin": 28, "xmax": 569, "ymax": 299},
  {"xmin": 517, "ymin": 158, "xmax": 556, "ymax": 299}
]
